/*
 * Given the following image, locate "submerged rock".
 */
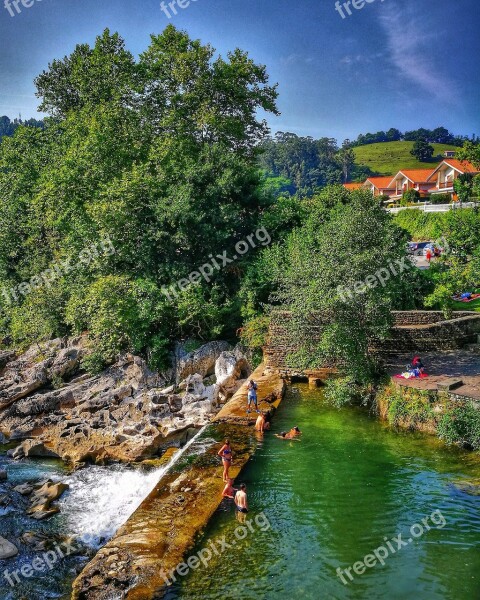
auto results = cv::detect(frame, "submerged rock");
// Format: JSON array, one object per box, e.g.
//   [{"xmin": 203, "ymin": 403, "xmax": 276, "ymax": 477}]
[{"xmin": 0, "ymin": 469, "xmax": 7, "ymax": 481}]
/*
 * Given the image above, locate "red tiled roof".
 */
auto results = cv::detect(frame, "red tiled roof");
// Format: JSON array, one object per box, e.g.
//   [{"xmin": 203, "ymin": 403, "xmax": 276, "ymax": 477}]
[
  {"xmin": 427, "ymin": 159, "xmax": 479, "ymax": 181},
  {"xmin": 343, "ymin": 182, "xmax": 363, "ymax": 190},
  {"xmin": 442, "ymin": 159, "xmax": 479, "ymax": 173},
  {"xmin": 397, "ymin": 169, "xmax": 436, "ymax": 183},
  {"xmin": 364, "ymin": 177, "xmax": 396, "ymax": 190}
]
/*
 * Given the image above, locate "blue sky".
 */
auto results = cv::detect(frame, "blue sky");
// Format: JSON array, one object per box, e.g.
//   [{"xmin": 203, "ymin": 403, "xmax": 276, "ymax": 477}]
[{"xmin": 0, "ymin": 0, "xmax": 478, "ymax": 141}]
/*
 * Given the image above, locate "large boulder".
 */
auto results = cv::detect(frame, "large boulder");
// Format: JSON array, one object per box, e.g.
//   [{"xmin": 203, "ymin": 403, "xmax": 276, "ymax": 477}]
[
  {"xmin": 215, "ymin": 345, "xmax": 251, "ymax": 402},
  {"xmin": 176, "ymin": 341, "xmax": 231, "ymax": 381},
  {"xmin": 27, "ymin": 480, "xmax": 69, "ymax": 520}
]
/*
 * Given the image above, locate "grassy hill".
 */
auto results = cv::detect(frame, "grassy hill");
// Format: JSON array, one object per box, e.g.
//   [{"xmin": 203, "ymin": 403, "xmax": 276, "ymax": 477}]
[{"xmin": 354, "ymin": 141, "xmax": 459, "ymax": 176}]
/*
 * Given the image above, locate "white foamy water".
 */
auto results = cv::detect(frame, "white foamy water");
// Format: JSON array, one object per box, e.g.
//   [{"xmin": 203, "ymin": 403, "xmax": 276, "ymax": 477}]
[{"xmin": 58, "ymin": 426, "xmax": 212, "ymax": 547}]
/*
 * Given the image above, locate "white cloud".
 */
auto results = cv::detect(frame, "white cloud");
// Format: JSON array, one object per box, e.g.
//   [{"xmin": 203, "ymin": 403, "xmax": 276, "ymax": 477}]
[{"xmin": 378, "ymin": 3, "xmax": 455, "ymax": 103}]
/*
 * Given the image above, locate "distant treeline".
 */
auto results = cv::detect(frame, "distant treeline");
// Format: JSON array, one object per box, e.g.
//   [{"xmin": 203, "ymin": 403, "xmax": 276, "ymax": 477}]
[
  {"xmin": 0, "ymin": 116, "xmax": 44, "ymax": 140},
  {"xmin": 349, "ymin": 127, "xmax": 476, "ymax": 148}
]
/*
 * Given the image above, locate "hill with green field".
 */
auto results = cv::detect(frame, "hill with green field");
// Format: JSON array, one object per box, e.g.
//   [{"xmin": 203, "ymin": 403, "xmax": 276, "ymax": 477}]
[{"xmin": 354, "ymin": 141, "xmax": 459, "ymax": 177}]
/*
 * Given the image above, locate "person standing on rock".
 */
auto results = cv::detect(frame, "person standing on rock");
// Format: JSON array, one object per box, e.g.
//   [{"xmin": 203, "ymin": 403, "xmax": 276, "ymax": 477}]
[
  {"xmin": 218, "ymin": 439, "xmax": 233, "ymax": 482},
  {"xmin": 247, "ymin": 380, "xmax": 259, "ymax": 414}
]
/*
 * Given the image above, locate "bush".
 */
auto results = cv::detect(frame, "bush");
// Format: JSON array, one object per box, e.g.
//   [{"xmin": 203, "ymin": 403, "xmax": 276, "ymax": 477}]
[
  {"xmin": 437, "ymin": 402, "xmax": 480, "ymax": 450},
  {"xmin": 386, "ymin": 388, "xmax": 434, "ymax": 428},
  {"xmin": 324, "ymin": 377, "xmax": 373, "ymax": 408},
  {"xmin": 429, "ymin": 193, "xmax": 452, "ymax": 205},
  {"xmin": 401, "ymin": 189, "xmax": 421, "ymax": 206}
]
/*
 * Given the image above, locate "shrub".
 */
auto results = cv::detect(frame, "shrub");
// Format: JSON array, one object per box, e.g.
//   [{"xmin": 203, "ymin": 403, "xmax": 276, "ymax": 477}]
[
  {"xmin": 386, "ymin": 388, "xmax": 434, "ymax": 428},
  {"xmin": 401, "ymin": 189, "xmax": 421, "ymax": 206},
  {"xmin": 429, "ymin": 193, "xmax": 452, "ymax": 205},
  {"xmin": 437, "ymin": 402, "xmax": 480, "ymax": 450},
  {"xmin": 324, "ymin": 377, "xmax": 373, "ymax": 408}
]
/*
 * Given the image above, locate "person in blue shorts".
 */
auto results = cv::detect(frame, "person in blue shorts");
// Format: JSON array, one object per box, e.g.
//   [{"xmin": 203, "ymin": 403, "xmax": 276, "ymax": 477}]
[{"xmin": 247, "ymin": 380, "xmax": 258, "ymax": 414}]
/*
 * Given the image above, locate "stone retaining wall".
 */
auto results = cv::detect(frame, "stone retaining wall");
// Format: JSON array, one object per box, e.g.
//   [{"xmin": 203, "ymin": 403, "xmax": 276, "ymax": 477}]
[{"xmin": 265, "ymin": 311, "xmax": 480, "ymax": 375}]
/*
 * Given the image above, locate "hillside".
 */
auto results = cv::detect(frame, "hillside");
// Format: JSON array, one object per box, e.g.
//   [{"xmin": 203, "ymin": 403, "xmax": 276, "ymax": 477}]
[{"xmin": 354, "ymin": 141, "xmax": 459, "ymax": 176}]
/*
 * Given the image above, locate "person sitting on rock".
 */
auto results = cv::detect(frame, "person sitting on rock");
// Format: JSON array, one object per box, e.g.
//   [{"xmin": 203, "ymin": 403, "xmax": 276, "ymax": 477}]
[{"xmin": 222, "ymin": 478, "xmax": 237, "ymax": 499}]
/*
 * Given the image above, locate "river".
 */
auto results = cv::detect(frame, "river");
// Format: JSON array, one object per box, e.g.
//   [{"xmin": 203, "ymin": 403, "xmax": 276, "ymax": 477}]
[{"xmin": 172, "ymin": 385, "xmax": 480, "ymax": 600}]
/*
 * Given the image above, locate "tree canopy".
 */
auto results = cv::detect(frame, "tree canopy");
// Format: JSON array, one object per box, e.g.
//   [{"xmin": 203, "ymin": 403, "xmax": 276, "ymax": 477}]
[{"xmin": 0, "ymin": 26, "xmax": 278, "ymax": 370}]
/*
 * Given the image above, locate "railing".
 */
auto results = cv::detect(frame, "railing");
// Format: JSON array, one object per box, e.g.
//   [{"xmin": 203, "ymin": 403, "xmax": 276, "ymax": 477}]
[
  {"xmin": 387, "ymin": 202, "xmax": 476, "ymax": 214},
  {"xmin": 437, "ymin": 181, "xmax": 454, "ymax": 189}
]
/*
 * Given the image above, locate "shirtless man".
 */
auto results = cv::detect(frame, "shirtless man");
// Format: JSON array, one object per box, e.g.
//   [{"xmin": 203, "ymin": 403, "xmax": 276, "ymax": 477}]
[
  {"xmin": 235, "ymin": 483, "xmax": 248, "ymax": 513},
  {"xmin": 222, "ymin": 478, "xmax": 237, "ymax": 499},
  {"xmin": 255, "ymin": 413, "xmax": 266, "ymax": 432}
]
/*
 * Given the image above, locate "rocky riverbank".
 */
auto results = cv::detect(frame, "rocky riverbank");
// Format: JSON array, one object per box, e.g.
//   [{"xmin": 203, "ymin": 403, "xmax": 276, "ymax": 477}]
[{"xmin": 0, "ymin": 337, "xmax": 251, "ymax": 466}]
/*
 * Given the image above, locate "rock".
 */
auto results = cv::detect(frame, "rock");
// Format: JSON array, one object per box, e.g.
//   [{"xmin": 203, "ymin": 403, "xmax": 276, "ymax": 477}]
[
  {"xmin": 0, "ymin": 536, "xmax": 18, "ymax": 559},
  {"xmin": 215, "ymin": 346, "xmax": 251, "ymax": 402},
  {"xmin": 0, "ymin": 335, "xmax": 230, "ymax": 466},
  {"xmin": 14, "ymin": 483, "xmax": 34, "ymax": 496},
  {"xmin": 27, "ymin": 481, "xmax": 69, "ymax": 520},
  {"xmin": 20, "ymin": 531, "xmax": 53, "ymax": 551},
  {"xmin": 176, "ymin": 341, "xmax": 231, "ymax": 381},
  {"xmin": 0, "ymin": 493, "xmax": 10, "ymax": 508},
  {"xmin": 18, "ymin": 440, "xmax": 61, "ymax": 459},
  {"xmin": 0, "ymin": 469, "xmax": 7, "ymax": 481}
]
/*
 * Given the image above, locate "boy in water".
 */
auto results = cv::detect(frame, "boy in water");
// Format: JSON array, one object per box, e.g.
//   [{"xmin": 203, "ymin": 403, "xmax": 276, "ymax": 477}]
[{"xmin": 235, "ymin": 483, "xmax": 248, "ymax": 513}]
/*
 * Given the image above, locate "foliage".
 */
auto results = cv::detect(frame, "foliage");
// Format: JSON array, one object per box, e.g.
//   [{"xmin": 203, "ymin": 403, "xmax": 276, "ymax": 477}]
[
  {"xmin": 385, "ymin": 387, "xmax": 434, "ymax": 428},
  {"xmin": 453, "ymin": 173, "xmax": 475, "ymax": 203},
  {"xmin": 401, "ymin": 189, "xmax": 421, "ymax": 205},
  {"xmin": 456, "ymin": 140, "xmax": 480, "ymax": 169},
  {"xmin": 394, "ymin": 210, "xmax": 445, "ymax": 240},
  {"xmin": 437, "ymin": 402, "xmax": 480, "ymax": 450},
  {"xmin": 410, "ymin": 139, "xmax": 434, "ymax": 161},
  {"xmin": 324, "ymin": 377, "xmax": 373, "ymax": 408},
  {"xmin": 0, "ymin": 26, "xmax": 278, "ymax": 371},
  {"xmin": 258, "ymin": 132, "xmax": 343, "ymax": 196},
  {"xmin": 429, "ymin": 193, "xmax": 452, "ymax": 205},
  {"xmin": 239, "ymin": 315, "xmax": 271, "ymax": 351},
  {"xmin": 252, "ymin": 187, "xmax": 409, "ymax": 382}
]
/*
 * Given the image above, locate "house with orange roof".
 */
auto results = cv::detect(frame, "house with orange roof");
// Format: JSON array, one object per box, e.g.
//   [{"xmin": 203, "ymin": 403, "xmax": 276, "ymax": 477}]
[
  {"xmin": 388, "ymin": 169, "xmax": 436, "ymax": 200},
  {"xmin": 427, "ymin": 159, "xmax": 479, "ymax": 199},
  {"xmin": 343, "ymin": 182, "xmax": 363, "ymax": 191},
  {"xmin": 362, "ymin": 176, "xmax": 395, "ymax": 200}
]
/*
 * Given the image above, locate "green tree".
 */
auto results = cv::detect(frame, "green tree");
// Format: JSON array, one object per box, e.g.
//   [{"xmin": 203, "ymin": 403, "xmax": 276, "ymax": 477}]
[
  {"xmin": 0, "ymin": 26, "xmax": 279, "ymax": 369},
  {"xmin": 410, "ymin": 139, "xmax": 434, "ymax": 161},
  {"xmin": 251, "ymin": 188, "xmax": 408, "ymax": 385}
]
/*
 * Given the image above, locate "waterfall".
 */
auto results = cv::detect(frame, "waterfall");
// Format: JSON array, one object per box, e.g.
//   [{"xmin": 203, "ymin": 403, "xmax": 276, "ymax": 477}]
[{"xmin": 58, "ymin": 425, "xmax": 212, "ymax": 547}]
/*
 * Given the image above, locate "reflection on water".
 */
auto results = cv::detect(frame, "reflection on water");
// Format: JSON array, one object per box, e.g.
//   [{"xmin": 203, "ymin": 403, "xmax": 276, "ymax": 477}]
[{"xmin": 175, "ymin": 385, "xmax": 480, "ymax": 600}]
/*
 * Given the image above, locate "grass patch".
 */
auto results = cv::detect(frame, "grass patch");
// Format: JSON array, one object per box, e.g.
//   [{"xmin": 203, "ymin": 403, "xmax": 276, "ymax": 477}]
[{"xmin": 354, "ymin": 141, "xmax": 459, "ymax": 176}]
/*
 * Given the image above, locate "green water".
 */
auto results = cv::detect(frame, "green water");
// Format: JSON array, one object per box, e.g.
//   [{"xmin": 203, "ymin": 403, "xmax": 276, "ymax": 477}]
[{"xmin": 173, "ymin": 385, "xmax": 480, "ymax": 600}]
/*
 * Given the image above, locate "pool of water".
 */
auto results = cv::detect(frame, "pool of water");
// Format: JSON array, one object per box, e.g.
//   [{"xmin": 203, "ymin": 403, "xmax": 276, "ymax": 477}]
[{"xmin": 174, "ymin": 385, "xmax": 480, "ymax": 600}]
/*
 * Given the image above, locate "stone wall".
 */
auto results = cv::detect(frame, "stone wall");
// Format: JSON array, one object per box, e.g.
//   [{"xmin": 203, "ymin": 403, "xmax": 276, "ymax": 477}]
[
  {"xmin": 392, "ymin": 311, "xmax": 475, "ymax": 326},
  {"xmin": 265, "ymin": 310, "xmax": 480, "ymax": 374}
]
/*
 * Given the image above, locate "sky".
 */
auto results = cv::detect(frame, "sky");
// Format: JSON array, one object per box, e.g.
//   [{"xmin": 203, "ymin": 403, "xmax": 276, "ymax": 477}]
[{"xmin": 0, "ymin": 0, "xmax": 479, "ymax": 142}]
